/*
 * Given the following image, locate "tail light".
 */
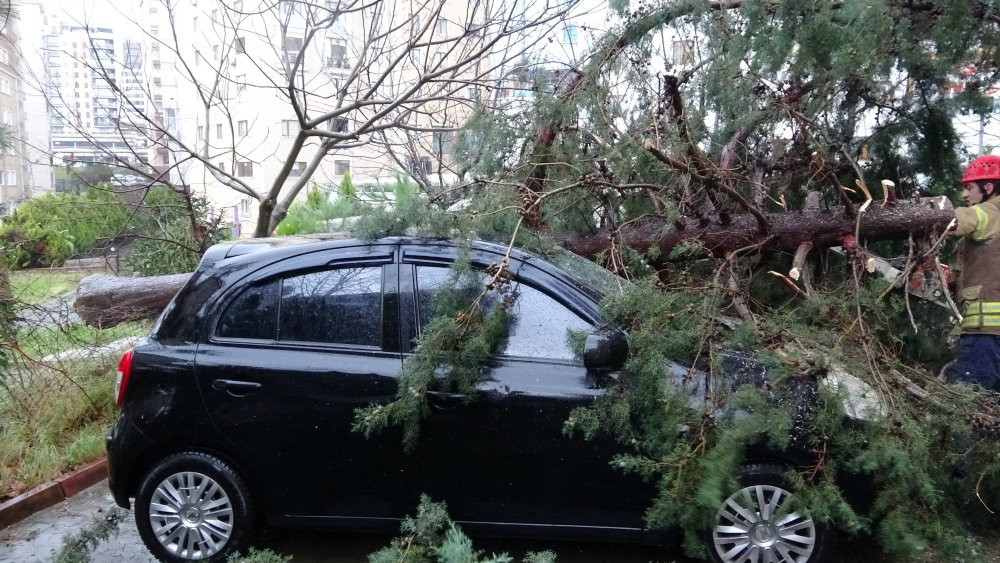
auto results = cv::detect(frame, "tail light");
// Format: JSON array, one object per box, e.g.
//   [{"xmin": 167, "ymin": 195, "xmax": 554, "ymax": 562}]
[{"xmin": 115, "ymin": 348, "xmax": 134, "ymax": 408}]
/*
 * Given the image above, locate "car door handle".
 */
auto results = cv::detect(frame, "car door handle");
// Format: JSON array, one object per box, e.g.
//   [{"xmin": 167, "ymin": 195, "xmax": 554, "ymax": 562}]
[{"xmin": 212, "ymin": 379, "xmax": 262, "ymax": 396}]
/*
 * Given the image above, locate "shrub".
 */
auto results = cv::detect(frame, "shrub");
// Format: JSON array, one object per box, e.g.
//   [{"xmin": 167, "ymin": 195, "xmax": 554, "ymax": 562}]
[
  {"xmin": 275, "ymin": 178, "xmax": 357, "ymax": 236},
  {"xmin": 0, "ymin": 188, "xmax": 129, "ymax": 269},
  {"xmin": 123, "ymin": 188, "xmax": 228, "ymax": 276}
]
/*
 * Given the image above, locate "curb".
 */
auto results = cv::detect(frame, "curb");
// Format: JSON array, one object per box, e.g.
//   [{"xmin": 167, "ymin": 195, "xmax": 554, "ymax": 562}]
[{"xmin": 0, "ymin": 458, "xmax": 108, "ymax": 531}]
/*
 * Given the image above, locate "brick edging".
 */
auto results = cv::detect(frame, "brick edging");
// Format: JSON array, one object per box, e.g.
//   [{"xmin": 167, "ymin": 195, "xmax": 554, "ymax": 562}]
[{"xmin": 0, "ymin": 458, "xmax": 108, "ymax": 531}]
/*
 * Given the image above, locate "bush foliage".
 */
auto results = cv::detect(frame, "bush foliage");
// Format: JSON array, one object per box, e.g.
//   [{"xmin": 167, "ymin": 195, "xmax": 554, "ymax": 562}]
[
  {"xmin": 0, "ymin": 188, "xmax": 129, "ymax": 268},
  {"xmin": 123, "ymin": 187, "xmax": 228, "ymax": 276}
]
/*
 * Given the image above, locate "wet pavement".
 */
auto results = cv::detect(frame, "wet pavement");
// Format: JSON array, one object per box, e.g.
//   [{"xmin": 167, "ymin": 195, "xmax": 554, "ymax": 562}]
[
  {"xmin": 0, "ymin": 481, "xmax": 889, "ymax": 563},
  {"xmin": 0, "ymin": 483, "xmax": 679, "ymax": 563}
]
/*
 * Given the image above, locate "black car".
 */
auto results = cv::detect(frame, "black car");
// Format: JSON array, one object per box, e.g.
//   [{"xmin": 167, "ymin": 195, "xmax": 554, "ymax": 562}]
[{"xmin": 107, "ymin": 236, "xmax": 829, "ymax": 562}]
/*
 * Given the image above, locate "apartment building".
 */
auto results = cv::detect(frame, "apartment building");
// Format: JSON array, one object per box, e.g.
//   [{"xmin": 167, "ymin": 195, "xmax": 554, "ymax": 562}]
[
  {"xmin": 0, "ymin": 9, "xmax": 27, "ymax": 213},
  {"xmin": 165, "ymin": 0, "xmax": 494, "ymax": 236}
]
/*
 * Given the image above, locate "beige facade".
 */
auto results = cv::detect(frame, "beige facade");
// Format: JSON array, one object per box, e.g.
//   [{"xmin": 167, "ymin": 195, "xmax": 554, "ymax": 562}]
[
  {"xmin": 166, "ymin": 0, "xmax": 498, "ymax": 236},
  {"xmin": 0, "ymin": 12, "xmax": 27, "ymax": 212}
]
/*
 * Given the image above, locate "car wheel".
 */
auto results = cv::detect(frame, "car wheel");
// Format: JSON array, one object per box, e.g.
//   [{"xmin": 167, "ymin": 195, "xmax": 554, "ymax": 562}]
[
  {"xmin": 135, "ymin": 452, "xmax": 254, "ymax": 562},
  {"xmin": 709, "ymin": 463, "xmax": 828, "ymax": 563}
]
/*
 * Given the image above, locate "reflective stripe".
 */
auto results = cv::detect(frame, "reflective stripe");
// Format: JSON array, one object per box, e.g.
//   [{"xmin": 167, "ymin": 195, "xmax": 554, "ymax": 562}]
[
  {"xmin": 972, "ymin": 205, "xmax": 991, "ymax": 241},
  {"xmin": 961, "ymin": 301, "xmax": 1000, "ymax": 328},
  {"xmin": 963, "ymin": 302, "xmax": 1000, "ymax": 314},
  {"xmin": 961, "ymin": 314, "xmax": 1000, "ymax": 328}
]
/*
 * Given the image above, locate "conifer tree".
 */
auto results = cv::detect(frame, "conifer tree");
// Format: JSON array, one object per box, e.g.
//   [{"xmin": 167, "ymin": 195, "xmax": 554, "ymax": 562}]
[{"xmin": 356, "ymin": 1, "xmax": 1000, "ymax": 560}]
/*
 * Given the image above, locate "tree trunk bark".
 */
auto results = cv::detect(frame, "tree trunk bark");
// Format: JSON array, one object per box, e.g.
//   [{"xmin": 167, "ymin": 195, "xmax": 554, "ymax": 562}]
[
  {"xmin": 70, "ymin": 197, "xmax": 956, "ymax": 327},
  {"xmin": 74, "ymin": 273, "xmax": 192, "ymax": 328},
  {"xmin": 557, "ymin": 197, "xmax": 956, "ymax": 265}
]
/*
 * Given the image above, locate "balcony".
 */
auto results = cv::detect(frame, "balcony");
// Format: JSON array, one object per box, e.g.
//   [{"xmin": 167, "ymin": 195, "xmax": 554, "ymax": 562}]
[{"xmin": 326, "ymin": 57, "xmax": 350, "ymax": 70}]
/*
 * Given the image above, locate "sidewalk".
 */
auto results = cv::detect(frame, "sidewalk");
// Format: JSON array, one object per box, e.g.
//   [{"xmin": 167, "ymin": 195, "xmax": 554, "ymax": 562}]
[{"xmin": 0, "ymin": 483, "xmax": 152, "ymax": 563}]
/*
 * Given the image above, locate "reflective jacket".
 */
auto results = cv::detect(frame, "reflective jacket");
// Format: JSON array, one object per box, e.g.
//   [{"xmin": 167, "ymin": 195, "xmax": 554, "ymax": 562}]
[{"xmin": 953, "ymin": 195, "xmax": 1000, "ymax": 334}]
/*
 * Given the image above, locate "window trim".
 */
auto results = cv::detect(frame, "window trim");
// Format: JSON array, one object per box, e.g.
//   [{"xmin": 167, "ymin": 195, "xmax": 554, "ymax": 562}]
[
  {"xmin": 404, "ymin": 256, "xmax": 597, "ymax": 363},
  {"xmin": 208, "ymin": 250, "xmax": 397, "ymax": 352}
]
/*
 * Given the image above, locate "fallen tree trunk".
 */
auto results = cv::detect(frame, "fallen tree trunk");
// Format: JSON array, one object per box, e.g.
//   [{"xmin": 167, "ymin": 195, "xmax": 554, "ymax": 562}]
[
  {"xmin": 73, "ymin": 197, "xmax": 956, "ymax": 327},
  {"xmin": 74, "ymin": 273, "xmax": 192, "ymax": 328},
  {"xmin": 557, "ymin": 196, "xmax": 955, "ymax": 264}
]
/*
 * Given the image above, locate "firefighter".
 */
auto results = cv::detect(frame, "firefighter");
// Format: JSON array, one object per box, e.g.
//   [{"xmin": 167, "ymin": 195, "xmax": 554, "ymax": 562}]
[{"xmin": 950, "ymin": 154, "xmax": 1000, "ymax": 390}]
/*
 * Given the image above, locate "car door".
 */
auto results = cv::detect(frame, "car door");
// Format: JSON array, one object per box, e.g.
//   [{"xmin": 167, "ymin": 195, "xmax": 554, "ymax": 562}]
[
  {"xmin": 194, "ymin": 245, "xmax": 409, "ymax": 520},
  {"xmin": 402, "ymin": 249, "xmax": 652, "ymax": 530}
]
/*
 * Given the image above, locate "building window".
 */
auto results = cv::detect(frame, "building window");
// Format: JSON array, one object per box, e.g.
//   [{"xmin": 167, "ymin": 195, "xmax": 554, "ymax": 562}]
[
  {"xmin": 672, "ymin": 39, "xmax": 695, "ymax": 66},
  {"xmin": 432, "ymin": 131, "xmax": 453, "ymax": 154},
  {"xmin": 211, "ymin": 9, "xmax": 218, "ymax": 21},
  {"xmin": 562, "ymin": 25, "xmax": 578, "ymax": 44},
  {"xmin": 195, "ymin": 51, "xmax": 203, "ymax": 66},
  {"xmin": 420, "ymin": 156, "xmax": 432, "ymax": 174},
  {"xmin": 290, "ymin": 161, "xmax": 306, "ymax": 177},
  {"xmin": 218, "ymin": 162, "xmax": 226, "ymax": 172},
  {"xmin": 0, "ymin": 78, "xmax": 10, "ymax": 95},
  {"xmin": 281, "ymin": 120, "xmax": 300, "ymax": 136},
  {"xmin": 334, "ymin": 160, "xmax": 350, "ymax": 175},
  {"xmin": 0, "ymin": 47, "xmax": 8, "ymax": 65},
  {"xmin": 197, "ymin": 125, "xmax": 204, "ymax": 139},
  {"xmin": 235, "ymin": 37, "xmax": 246, "ymax": 54},
  {"xmin": 433, "ymin": 52, "xmax": 446, "ymax": 67},
  {"xmin": 467, "ymin": 87, "xmax": 480, "ymax": 100},
  {"xmin": 240, "ymin": 198, "xmax": 251, "ymax": 215},
  {"xmin": 238, "ymin": 120, "xmax": 248, "ymax": 136},
  {"xmin": 436, "ymin": 18, "xmax": 447, "ymax": 35},
  {"xmin": 237, "ymin": 161, "xmax": 253, "ymax": 177},
  {"xmin": 328, "ymin": 39, "xmax": 347, "ymax": 69},
  {"xmin": 5, "ymin": 170, "xmax": 15, "ymax": 185},
  {"xmin": 216, "ymin": 123, "xmax": 223, "ymax": 139},
  {"xmin": 284, "ymin": 37, "xmax": 303, "ymax": 64},
  {"xmin": 193, "ymin": 16, "xmax": 198, "ymax": 30},
  {"xmin": 329, "ymin": 116, "xmax": 349, "ymax": 132},
  {"xmin": 213, "ymin": 45, "xmax": 219, "ymax": 60},
  {"xmin": 1, "ymin": 108, "xmax": 11, "ymax": 125},
  {"xmin": 236, "ymin": 74, "xmax": 246, "ymax": 93}
]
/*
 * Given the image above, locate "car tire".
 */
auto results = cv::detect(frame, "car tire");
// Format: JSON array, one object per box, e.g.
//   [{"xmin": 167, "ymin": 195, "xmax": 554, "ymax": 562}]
[
  {"xmin": 708, "ymin": 463, "xmax": 829, "ymax": 563},
  {"xmin": 135, "ymin": 452, "xmax": 254, "ymax": 562}
]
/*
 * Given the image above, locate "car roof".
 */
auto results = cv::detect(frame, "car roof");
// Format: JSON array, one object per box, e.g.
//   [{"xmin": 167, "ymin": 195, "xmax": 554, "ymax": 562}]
[{"xmin": 205, "ymin": 235, "xmax": 547, "ymax": 270}]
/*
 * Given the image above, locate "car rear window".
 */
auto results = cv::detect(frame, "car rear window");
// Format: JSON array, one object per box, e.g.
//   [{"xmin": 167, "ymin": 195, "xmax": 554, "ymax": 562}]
[
  {"xmin": 277, "ymin": 266, "xmax": 383, "ymax": 347},
  {"xmin": 216, "ymin": 279, "xmax": 279, "ymax": 340}
]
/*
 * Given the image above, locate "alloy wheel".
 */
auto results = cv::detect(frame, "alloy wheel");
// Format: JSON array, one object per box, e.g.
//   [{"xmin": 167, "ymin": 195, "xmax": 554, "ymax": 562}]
[
  {"xmin": 712, "ymin": 483, "xmax": 816, "ymax": 563},
  {"xmin": 148, "ymin": 471, "xmax": 235, "ymax": 560}
]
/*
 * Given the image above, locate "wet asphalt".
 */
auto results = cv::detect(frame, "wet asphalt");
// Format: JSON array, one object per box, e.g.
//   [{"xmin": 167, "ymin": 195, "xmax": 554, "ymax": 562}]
[
  {"xmin": 0, "ymin": 482, "xmax": 889, "ymax": 563},
  {"xmin": 0, "ymin": 483, "xmax": 681, "ymax": 563}
]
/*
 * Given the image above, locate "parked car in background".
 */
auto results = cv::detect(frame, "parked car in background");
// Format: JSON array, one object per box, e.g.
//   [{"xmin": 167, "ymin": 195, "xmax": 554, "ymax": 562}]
[{"xmin": 107, "ymin": 236, "xmax": 828, "ymax": 562}]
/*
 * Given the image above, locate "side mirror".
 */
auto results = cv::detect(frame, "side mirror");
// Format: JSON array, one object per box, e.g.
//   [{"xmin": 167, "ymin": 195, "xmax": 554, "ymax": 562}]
[{"xmin": 583, "ymin": 327, "xmax": 628, "ymax": 370}]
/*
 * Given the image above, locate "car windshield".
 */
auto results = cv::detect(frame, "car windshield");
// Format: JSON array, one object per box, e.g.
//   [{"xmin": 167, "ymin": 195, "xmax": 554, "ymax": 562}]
[{"xmin": 544, "ymin": 247, "xmax": 631, "ymax": 298}]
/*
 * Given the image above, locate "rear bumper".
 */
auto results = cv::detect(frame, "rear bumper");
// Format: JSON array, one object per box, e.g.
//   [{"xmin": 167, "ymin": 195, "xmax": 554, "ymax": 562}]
[{"xmin": 106, "ymin": 414, "xmax": 136, "ymax": 509}]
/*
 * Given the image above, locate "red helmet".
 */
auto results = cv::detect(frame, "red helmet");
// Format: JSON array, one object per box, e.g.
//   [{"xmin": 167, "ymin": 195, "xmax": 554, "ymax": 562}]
[{"xmin": 962, "ymin": 154, "xmax": 1000, "ymax": 183}]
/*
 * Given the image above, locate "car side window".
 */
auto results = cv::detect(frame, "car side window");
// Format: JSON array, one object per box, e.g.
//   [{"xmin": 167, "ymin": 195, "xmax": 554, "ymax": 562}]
[
  {"xmin": 415, "ymin": 265, "xmax": 591, "ymax": 361},
  {"xmin": 216, "ymin": 279, "xmax": 279, "ymax": 340},
  {"xmin": 277, "ymin": 266, "xmax": 383, "ymax": 347}
]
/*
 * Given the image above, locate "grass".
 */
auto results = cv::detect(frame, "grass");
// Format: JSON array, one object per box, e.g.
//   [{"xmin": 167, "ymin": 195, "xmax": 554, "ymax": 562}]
[
  {"xmin": 14, "ymin": 319, "xmax": 150, "ymax": 359},
  {"xmin": 0, "ymin": 357, "xmax": 119, "ymax": 499},
  {"xmin": 8, "ymin": 269, "xmax": 91, "ymax": 307},
  {"xmin": 1, "ymin": 268, "xmax": 149, "ymax": 499}
]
